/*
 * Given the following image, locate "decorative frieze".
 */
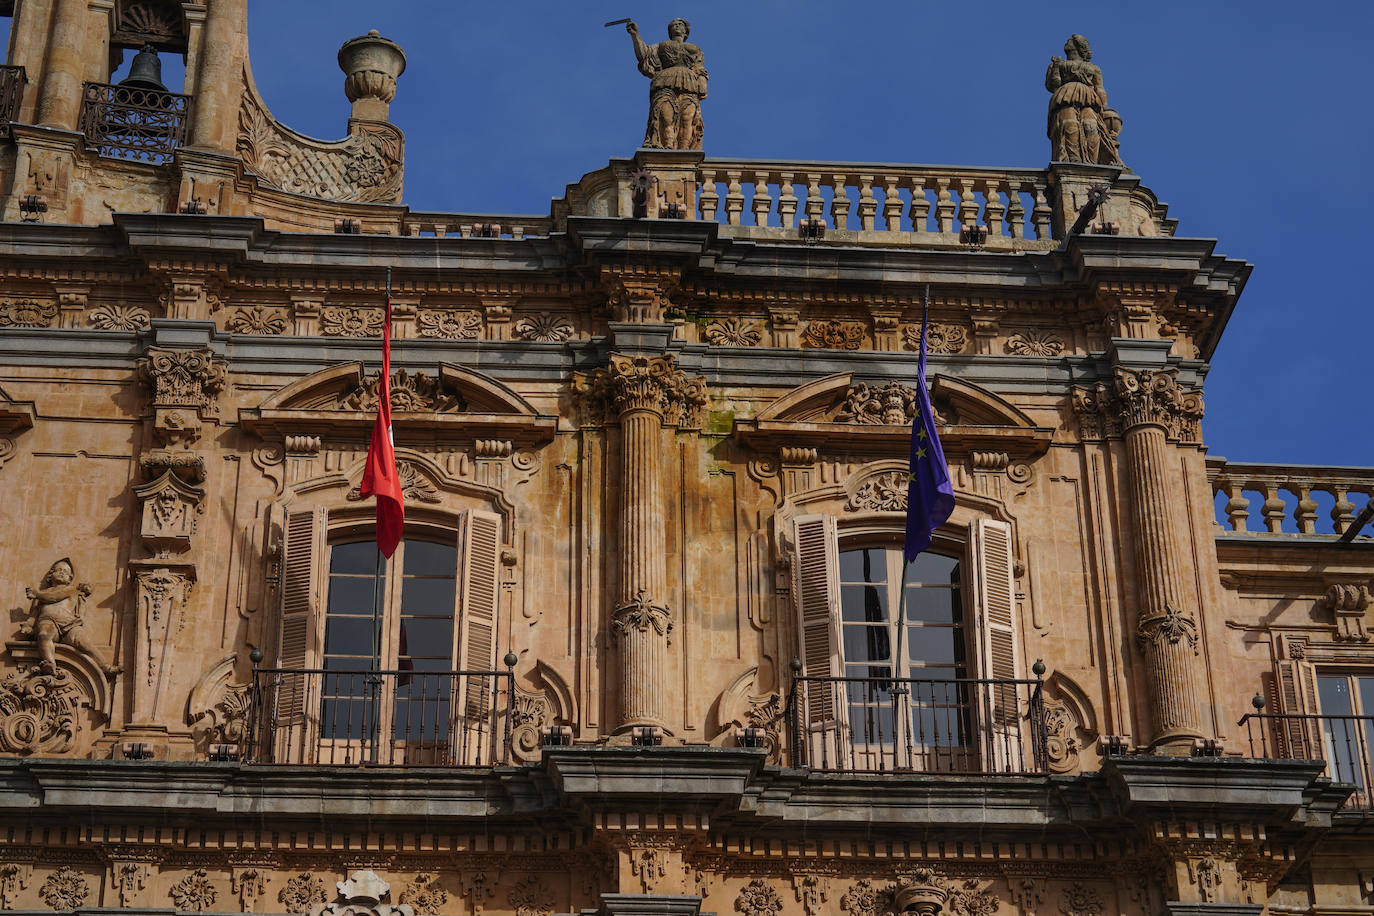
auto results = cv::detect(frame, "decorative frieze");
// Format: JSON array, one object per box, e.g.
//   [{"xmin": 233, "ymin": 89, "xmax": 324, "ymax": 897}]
[
  {"xmin": 1005, "ymin": 331, "xmax": 1064, "ymax": 357},
  {"xmin": 0, "ymin": 299, "xmax": 57, "ymax": 328},
  {"xmin": 228, "ymin": 306, "xmax": 288, "ymax": 335},
  {"xmin": 801, "ymin": 319, "xmax": 864, "ymax": 350},
  {"xmin": 905, "ymin": 322, "xmax": 967, "ymax": 355},
  {"xmin": 704, "ymin": 318, "xmax": 762, "ymax": 347},
  {"xmin": 88, "ymin": 303, "xmax": 151, "ymax": 331},
  {"xmin": 321, "ymin": 306, "xmax": 385, "ymax": 338},
  {"xmin": 512, "ymin": 314, "xmax": 575, "ymax": 342},
  {"xmin": 417, "ymin": 309, "xmax": 482, "ymax": 339}
]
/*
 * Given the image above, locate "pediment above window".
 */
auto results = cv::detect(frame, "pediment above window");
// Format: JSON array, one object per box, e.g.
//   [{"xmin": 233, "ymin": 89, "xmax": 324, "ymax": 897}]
[
  {"xmin": 733, "ymin": 371, "xmax": 1052, "ymax": 459},
  {"xmin": 240, "ymin": 362, "xmax": 556, "ymax": 446}
]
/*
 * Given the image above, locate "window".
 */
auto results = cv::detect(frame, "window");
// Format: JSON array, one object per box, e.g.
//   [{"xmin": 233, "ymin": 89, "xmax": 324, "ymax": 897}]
[
  {"xmin": 791, "ymin": 515, "xmax": 1025, "ymax": 772},
  {"xmin": 1316, "ymin": 673, "xmax": 1374, "ymax": 801},
  {"xmin": 269, "ymin": 504, "xmax": 503, "ymax": 765}
]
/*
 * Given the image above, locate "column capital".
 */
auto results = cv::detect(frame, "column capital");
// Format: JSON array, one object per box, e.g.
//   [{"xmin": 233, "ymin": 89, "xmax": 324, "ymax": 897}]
[
  {"xmin": 1072, "ymin": 366, "xmax": 1203, "ymax": 443},
  {"xmin": 573, "ymin": 353, "xmax": 706, "ymax": 428}
]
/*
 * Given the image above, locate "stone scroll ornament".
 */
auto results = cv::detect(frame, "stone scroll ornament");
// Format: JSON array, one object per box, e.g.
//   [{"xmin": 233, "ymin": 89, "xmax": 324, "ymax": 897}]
[
  {"xmin": 1045, "ymin": 35, "xmax": 1123, "ymax": 165},
  {"xmin": 624, "ymin": 18, "xmax": 707, "ymax": 150}
]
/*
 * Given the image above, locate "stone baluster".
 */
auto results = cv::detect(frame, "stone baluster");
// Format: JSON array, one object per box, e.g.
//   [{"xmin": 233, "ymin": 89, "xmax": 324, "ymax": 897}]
[
  {"xmin": 934, "ymin": 177, "xmax": 956, "ymax": 234},
  {"xmin": 805, "ymin": 174, "xmax": 825, "ymax": 223},
  {"xmin": 830, "ymin": 174, "xmax": 851, "ymax": 230},
  {"xmin": 1333, "ymin": 487, "xmax": 1357, "ymax": 535},
  {"xmin": 1031, "ymin": 181, "xmax": 1053, "ymax": 239},
  {"xmin": 1007, "ymin": 183, "xmax": 1027, "ymax": 239},
  {"xmin": 1260, "ymin": 484, "xmax": 1286, "ymax": 533},
  {"xmin": 1222, "ymin": 481, "xmax": 1249, "ymax": 532},
  {"xmin": 777, "ymin": 172, "xmax": 798, "ymax": 228},
  {"xmin": 1294, "ymin": 483, "xmax": 1319, "ymax": 534},
  {"xmin": 752, "ymin": 174, "xmax": 773, "ymax": 228},
  {"xmin": 724, "ymin": 170, "xmax": 745, "ymax": 227},
  {"xmin": 956, "ymin": 177, "xmax": 980, "ymax": 231},
  {"xmin": 697, "ymin": 169, "xmax": 719, "ymax": 222},
  {"xmin": 909, "ymin": 177, "xmax": 931, "ymax": 233},
  {"xmin": 857, "ymin": 174, "xmax": 877, "ymax": 231},
  {"xmin": 882, "ymin": 176, "xmax": 903, "ymax": 231},
  {"xmin": 982, "ymin": 178, "xmax": 1006, "ymax": 237}
]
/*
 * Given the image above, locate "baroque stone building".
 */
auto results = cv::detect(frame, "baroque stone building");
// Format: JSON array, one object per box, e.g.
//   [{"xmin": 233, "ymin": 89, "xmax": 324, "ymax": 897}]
[{"xmin": 0, "ymin": 5, "xmax": 1370, "ymax": 916}]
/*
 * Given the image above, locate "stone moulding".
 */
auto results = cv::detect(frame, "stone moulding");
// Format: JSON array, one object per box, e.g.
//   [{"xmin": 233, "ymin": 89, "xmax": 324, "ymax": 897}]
[{"xmin": 236, "ymin": 70, "xmax": 405, "ymax": 205}]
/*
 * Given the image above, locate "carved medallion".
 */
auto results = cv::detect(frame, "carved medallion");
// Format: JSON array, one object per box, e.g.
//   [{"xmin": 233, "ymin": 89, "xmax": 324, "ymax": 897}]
[
  {"xmin": 835, "ymin": 383, "xmax": 918, "ymax": 425},
  {"xmin": 507, "ymin": 875, "xmax": 554, "ymax": 916},
  {"xmin": 337, "ymin": 370, "xmax": 464, "ymax": 413},
  {"xmin": 0, "ymin": 300, "xmax": 57, "ymax": 328},
  {"xmin": 88, "ymin": 304, "xmax": 151, "ymax": 331},
  {"xmin": 847, "ymin": 471, "xmax": 909, "ymax": 512},
  {"xmin": 512, "ymin": 314, "xmax": 575, "ymax": 342},
  {"xmin": 801, "ymin": 319, "xmax": 864, "ymax": 350},
  {"xmin": 400, "ymin": 874, "xmax": 448, "ymax": 915},
  {"xmin": 321, "ymin": 307, "xmax": 385, "ymax": 338},
  {"xmin": 0, "ymin": 669, "xmax": 78, "ymax": 754},
  {"xmin": 904, "ymin": 323, "xmax": 967, "ymax": 355},
  {"xmin": 1005, "ymin": 331, "xmax": 1064, "ymax": 357},
  {"xmin": 278, "ymin": 873, "xmax": 328, "ymax": 914},
  {"xmin": 228, "ymin": 306, "xmax": 288, "ymax": 335},
  {"xmin": 417, "ymin": 309, "xmax": 482, "ymax": 340},
  {"xmin": 39, "ymin": 867, "xmax": 90, "ymax": 911},
  {"xmin": 704, "ymin": 318, "xmax": 762, "ymax": 347},
  {"xmin": 170, "ymin": 869, "xmax": 217, "ymax": 912},
  {"xmin": 735, "ymin": 879, "xmax": 784, "ymax": 916}
]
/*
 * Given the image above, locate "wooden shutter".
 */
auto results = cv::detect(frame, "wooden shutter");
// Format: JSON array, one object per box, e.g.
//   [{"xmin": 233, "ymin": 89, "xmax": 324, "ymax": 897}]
[
  {"xmin": 1274, "ymin": 659, "xmax": 1321, "ymax": 759},
  {"xmin": 456, "ymin": 508, "xmax": 502, "ymax": 763},
  {"xmin": 971, "ymin": 518, "xmax": 1022, "ymax": 769},
  {"xmin": 791, "ymin": 514, "xmax": 845, "ymax": 765},
  {"xmin": 275, "ymin": 503, "xmax": 328, "ymax": 762}
]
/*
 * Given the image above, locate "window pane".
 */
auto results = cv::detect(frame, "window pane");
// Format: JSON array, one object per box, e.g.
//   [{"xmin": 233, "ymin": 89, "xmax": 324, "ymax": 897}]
[
  {"xmin": 399, "ymin": 618, "xmax": 454, "ymax": 660},
  {"xmin": 909, "ymin": 627, "xmax": 958, "ymax": 666},
  {"xmin": 402, "ymin": 576, "xmax": 457, "ymax": 615},
  {"xmin": 904, "ymin": 553, "xmax": 959, "ymax": 586},
  {"xmin": 843, "ymin": 624, "xmax": 890, "ymax": 664},
  {"xmin": 327, "ymin": 576, "xmax": 377, "ymax": 615},
  {"xmin": 906, "ymin": 586, "xmax": 957, "ymax": 623},
  {"xmin": 331, "ymin": 541, "xmax": 380, "ymax": 575},
  {"xmin": 840, "ymin": 584, "xmax": 888, "ymax": 623},
  {"xmin": 1358, "ymin": 676, "xmax": 1374, "ymax": 718},
  {"xmin": 1319, "ymin": 676, "xmax": 1354, "ymax": 715},
  {"xmin": 404, "ymin": 540, "xmax": 457, "ymax": 577},
  {"xmin": 839, "ymin": 547, "xmax": 887, "ymax": 584},
  {"xmin": 324, "ymin": 615, "xmax": 376, "ymax": 657}
]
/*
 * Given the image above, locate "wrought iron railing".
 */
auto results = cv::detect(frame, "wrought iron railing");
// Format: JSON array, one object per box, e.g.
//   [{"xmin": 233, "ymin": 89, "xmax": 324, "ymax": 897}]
[
  {"xmin": 786, "ymin": 674, "xmax": 1048, "ymax": 774},
  {"xmin": 0, "ymin": 66, "xmax": 26, "ymax": 141},
  {"xmin": 78, "ymin": 81, "xmax": 189, "ymax": 164},
  {"xmin": 246, "ymin": 667, "xmax": 514, "ymax": 766},
  {"xmin": 1239, "ymin": 712, "xmax": 1374, "ymax": 809}
]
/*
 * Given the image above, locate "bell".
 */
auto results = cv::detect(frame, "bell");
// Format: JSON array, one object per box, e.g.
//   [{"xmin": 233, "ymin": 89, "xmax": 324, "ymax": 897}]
[{"xmin": 120, "ymin": 44, "xmax": 167, "ymax": 91}]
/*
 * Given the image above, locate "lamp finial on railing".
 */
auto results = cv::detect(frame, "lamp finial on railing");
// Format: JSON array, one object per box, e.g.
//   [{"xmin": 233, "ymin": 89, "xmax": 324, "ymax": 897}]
[
  {"xmin": 1251, "ymin": 693, "xmax": 1266, "ymax": 711},
  {"xmin": 1032, "ymin": 659, "xmax": 1046, "ymax": 678}
]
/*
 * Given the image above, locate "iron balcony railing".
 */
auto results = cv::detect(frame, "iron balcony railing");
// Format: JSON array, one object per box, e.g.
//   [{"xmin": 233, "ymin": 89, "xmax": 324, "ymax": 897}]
[
  {"xmin": 0, "ymin": 66, "xmax": 26, "ymax": 140},
  {"xmin": 246, "ymin": 667, "xmax": 514, "ymax": 766},
  {"xmin": 78, "ymin": 81, "xmax": 189, "ymax": 164},
  {"xmin": 1239, "ymin": 712, "xmax": 1374, "ymax": 809},
  {"xmin": 786, "ymin": 674, "xmax": 1048, "ymax": 774}
]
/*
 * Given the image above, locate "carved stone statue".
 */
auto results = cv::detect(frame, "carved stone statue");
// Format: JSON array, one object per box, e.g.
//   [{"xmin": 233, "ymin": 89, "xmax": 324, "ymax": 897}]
[
  {"xmin": 626, "ymin": 19, "xmax": 708, "ymax": 150},
  {"xmin": 1044, "ymin": 35, "xmax": 1123, "ymax": 166},
  {"xmin": 21, "ymin": 559, "xmax": 120, "ymax": 678}
]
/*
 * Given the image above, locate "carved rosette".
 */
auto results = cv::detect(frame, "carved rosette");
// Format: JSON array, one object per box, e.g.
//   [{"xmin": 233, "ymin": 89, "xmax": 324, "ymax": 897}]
[
  {"xmin": 39, "ymin": 867, "xmax": 89, "ymax": 910},
  {"xmin": 279, "ymin": 873, "xmax": 329, "ymax": 914},
  {"xmin": 735, "ymin": 879, "xmax": 785, "ymax": 916}
]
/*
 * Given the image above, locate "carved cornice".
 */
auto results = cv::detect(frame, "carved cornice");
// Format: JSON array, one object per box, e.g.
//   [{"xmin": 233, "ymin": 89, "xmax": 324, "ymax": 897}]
[{"xmin": 1072, "ymin": 367, "xmax": 1203, "ymax": 443}]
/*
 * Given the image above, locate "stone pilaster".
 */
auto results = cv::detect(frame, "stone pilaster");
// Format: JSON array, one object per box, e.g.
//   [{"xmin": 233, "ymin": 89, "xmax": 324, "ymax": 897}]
[{"xmin": 1073, "ymin": 361, "xmax": 1208, "ymax": 749}]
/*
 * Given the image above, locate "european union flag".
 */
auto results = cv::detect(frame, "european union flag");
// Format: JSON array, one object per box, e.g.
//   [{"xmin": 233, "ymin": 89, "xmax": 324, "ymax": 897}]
[{"xmin": 904, "ymin": 301, "xmax": 955, "ymax": 561}]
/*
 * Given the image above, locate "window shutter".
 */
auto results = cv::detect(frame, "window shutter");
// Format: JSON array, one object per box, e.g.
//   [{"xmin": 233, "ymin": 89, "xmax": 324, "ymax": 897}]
[
  {"xmin": 1274, "ymin": 659, "xmax": 1320, "ymax": 759},
  {"xmin": 456, "ymin": 508, "xmax": 502, "ymax": 763},
  {"xmin": 275, "ymin": 503, "xmax": 328, "ymax": 762},
  {"xmin": 791, "ymin": 514, "xmax": 845, "ymax": 766},
  {"xmin": 972, "ymin": 517, "xmax": 1022, "ymax": 770}
]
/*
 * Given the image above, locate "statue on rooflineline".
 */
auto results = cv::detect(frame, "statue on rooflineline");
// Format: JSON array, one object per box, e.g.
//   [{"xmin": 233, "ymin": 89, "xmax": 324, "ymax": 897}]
[
  {"xmin": 1045, "ymin": 34, "xmax": 1124, "ymax": 166},
  {"xmin": 20, "ymin": 558, "xmax": 121, "ymax": 679},
  {"xmin": 626, "ymin": 18, "xmax": 708, "ymax": 150}
]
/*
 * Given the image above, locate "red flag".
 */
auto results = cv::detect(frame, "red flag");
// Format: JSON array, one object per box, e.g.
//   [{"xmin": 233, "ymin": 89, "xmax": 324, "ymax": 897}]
[{"xmin": 358, "ymin": 286, "xmax": 404, "ymax": 557}]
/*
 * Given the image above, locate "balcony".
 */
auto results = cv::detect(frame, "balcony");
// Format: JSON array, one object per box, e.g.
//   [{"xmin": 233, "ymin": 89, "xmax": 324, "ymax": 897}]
[
  {"xmin": 786, "ymin": 675, "xmax": 1048, "ymax": 774},
  {"xmin": 0, "ymin": 65, "xmax": 25, "ymax": 140},
  {"xmin": 1240, "ymin": 712, "xmax": 1374, "ymax": 809},
  {"xmin": 78, "ymin": 81, "xmax": 189, "ymax": 164},
  {"xmin": 246, "ymin": 667, "xmax": 514, "ymax": 766}
]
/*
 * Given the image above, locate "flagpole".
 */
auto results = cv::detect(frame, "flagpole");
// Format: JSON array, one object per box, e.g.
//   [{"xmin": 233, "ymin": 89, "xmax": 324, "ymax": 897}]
[{"xmin": 367, "ymin": 266, "xmax": 392, "ymax": 762}]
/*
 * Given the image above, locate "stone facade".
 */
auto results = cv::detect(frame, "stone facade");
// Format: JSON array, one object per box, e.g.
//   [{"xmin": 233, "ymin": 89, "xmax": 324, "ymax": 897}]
[{"xmin": 0, "ymin": 6, "xmax": 1369, "ymax": 916}]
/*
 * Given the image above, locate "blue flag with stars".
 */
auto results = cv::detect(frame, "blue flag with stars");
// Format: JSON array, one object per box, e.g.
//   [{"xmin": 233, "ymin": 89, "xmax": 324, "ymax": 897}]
[{"xmin": 905, "ymin": 299, "xmax": 955, "ymax": 562}]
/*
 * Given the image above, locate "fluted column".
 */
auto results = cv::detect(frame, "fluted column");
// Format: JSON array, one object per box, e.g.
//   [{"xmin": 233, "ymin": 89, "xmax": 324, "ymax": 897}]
[
  {"xmin": 1074, "ymin": 365, "xmax": 1207, "ymax": 749},
  {"xmin": 35, "ymin": 0, "xmax": 90, "ymax": 129}
]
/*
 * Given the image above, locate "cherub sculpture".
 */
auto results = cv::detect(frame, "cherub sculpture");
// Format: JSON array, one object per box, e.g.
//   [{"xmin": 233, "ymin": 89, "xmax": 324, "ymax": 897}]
[{"xmin": 21, "ymin": 558, "xmax": 120, "ymax": 678}]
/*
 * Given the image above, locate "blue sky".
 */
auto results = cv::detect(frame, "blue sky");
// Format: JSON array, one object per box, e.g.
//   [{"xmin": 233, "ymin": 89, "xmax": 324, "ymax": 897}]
[{"xmin": 203, "ymin": 3, "xmax": 1374, "ymax": 466}]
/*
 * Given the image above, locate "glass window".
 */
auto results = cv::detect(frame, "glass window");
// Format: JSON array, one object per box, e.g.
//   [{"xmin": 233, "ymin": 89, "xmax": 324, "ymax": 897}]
[{"xmin": 1316, "ymin": 673, "xmax": 1374, "ymax": 799}]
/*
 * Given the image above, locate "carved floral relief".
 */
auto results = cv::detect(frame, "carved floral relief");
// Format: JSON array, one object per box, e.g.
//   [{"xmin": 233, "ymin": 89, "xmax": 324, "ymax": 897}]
[
  {"xmin": 904, "ymin": 322, "xmax": 967, "ymax": 354},
  {"xmin": 88, "ymin": 304, "xmax": 151, "ymax": 331},
  {"xmin": 0, "ymin": 300, "xmax": 57, "ymax": 328},
  {"xmin": 170, "ymin": 869, "xmax": 218, "ymax": 912},
  {"xmin": 1005, "ymin": 331, "xmax": 1064, "ymax": 357},
  {"xmin": 735, "ymin": 879, "xmax": 784, "ymax": 916},
  {"xmin": 228, "ymin": 306, "xmax": 289, "ymax": 335},
  {"xmin": 417, "ymin": 309, "xmax": 482, "ymax": 340},
  {"xmin": 39, "ymin": 867, "xmax": 90, "ymax": 911},
  {"xmin": 321, "ymin": 307, "xmax": 385, "ymax": 338},
  {"xmin": 801, "ymin": 319, "xmax": 864, "ymax": 350},
  {"xmin": 704, "ymin": 318, "xmax": 762, "ymax": 347},
  {"xmin": 279, "ymin": 873, "xmax": 329, "ymax": 914},
  {"xmin": 512, "ymin": 314, "xmax": 575, "ymax": 342}
]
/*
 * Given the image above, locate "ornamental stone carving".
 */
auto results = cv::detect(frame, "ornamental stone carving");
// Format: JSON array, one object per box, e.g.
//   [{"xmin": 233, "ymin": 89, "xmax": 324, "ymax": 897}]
[
  {"xmin": 893, "ymin": 868, "xmax": 948, "ymax": 916},
  {"xmin": 228, "ymin": 306, "xmax": 288, "ymax": 335},
  {"xmin": 88, "ymin": 303, "xmax": 151, "ymax": 331},
  {"xmin": 735, "ymin": 879, "xmax": 784, "ymax": 916},
  {"xmin": 840, "ymin": 879, "xmax": 880, "ymax": 916},
  {"xmin": 0, "ymin": 668, "xmax": 78, "ymax": 754},
  {"xmin": 19, "ymin": 558, "xmax": 120, "ymax": 678},
  {"xmin": 348, "ymin": 459, "xmax": 440, "ymax": 504},
  {"xmin": 836, "ymin": 382, "xmax": 918, "ymax": 425},
  {"xmin": 611, "ymin": 588, "xmax": 673, "ymax": 642},
  {"xmin": 338, "ymin": 370, "xmax": 464, "ymax": 413},
  {"xmin": 315, "ymin": 871, "xmax": 414, "ymax": 916},
  {"xmin": 704, "ymin": 318, "xmax": 762, "ymax": 347},
  {"xmin": 574, "ymin": 354, "xmax": 707, "ymax": 428},
  {"xmin": 792, "ymin": 874, "xmax": 830, "ymax": 916},
  {"xmin": 321, "ymin": 307, "xmax": 385, "ymax": 338},
  {"xmin": 0, "ymin": 863, "xmax": 30, "ymax": 909},
  {"xmin": 137, "ymin": 347, "xmax": 228, "ymax": 415},
  {"xmin": 134, "ymin": 470, "xmax": 205, "ymax": 555},
  {"xmin": 400, "ymin": 875, "xmax": 447, "ymax": 915},
  {"xmin": 948, "ymin": 880, "xmax": 999, "ymax": 916},
  {"xmin": 233, "ymin": 868, "xmax": 270, "ymax": 913},
  {"xmin": 625, "ymin": 19, "xmax": 707, "ymax": 150},
  {"xmin": 512, "ymin": 314, "xmax": 575, "ymax": 342},
  {"xmin": 280, "ymin": 873, "xmax": 329, "ymax": 914},
  {"xmin": 1323, "ymin": 583, "xmax": 1372, "ymax": 642},
  {"xmin": 1057, "ymin": 883, "xmax": 1102, "ymax": 916},
  {"xmin": 1005, "ymin": 331, "xmax": 1064, "ymax": 357},
  {"xmin": 1136, "ymin": 603, "xmax": 1199, "ymax": 652},
  {"xmin": 507, "ymin": 874, "xmax": 554, "ymax": 916},
  {"xmin": 847, "ymin": 471, "xmax": 909, "ymax": 512},
  {"xmin": 0, "ymin": 300, "xmax": 57, "ymax": 328},
  {"xmin": 1071, "ymin": 367, "xmax": 1203, "ymax": 443},
  {"xmin": 238, "ymin": 88, "xmax": 405, "ymax": 204},
  {"xmin": 170, "ymin": 869, "xmax": 218, "ymax": 912},
  {"xmin": 905, "ymin": 322, "xmax": 967, "ymax": 355},
  {"xmin": 1045, "ymin": 35, "xmax": 1123, "ymax": 166},
  {"xmin": 40, "ymin": 867, "xmax": 90, "ymax": 911},
  {"xmin": 417, "ymin": 309, "xmax": 482, "ymax": 340},
  {"xmin": 801, "ymin": 319, "xmax": 864, "ymax": 350}
]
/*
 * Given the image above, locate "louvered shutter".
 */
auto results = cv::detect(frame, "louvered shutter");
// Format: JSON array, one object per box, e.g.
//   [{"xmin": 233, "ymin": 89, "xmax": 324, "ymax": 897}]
[
  {"xmin": 275, "ymin": 503, "xmax": 328, "ymax": 763},
  {"xmin": 972, "ymin": 518, "xmax": 1022, "ymax": 771},
  {"xmin": 456, "ymin": 508, "xmax": 502, "ymax": 763},
  {"xmin": 1274, "ymin": 659, "xmax": 1321, "ymax": 760},
  {"xmin": 791, "ymin": 515, "xmax": 846, "ymax": 766}
]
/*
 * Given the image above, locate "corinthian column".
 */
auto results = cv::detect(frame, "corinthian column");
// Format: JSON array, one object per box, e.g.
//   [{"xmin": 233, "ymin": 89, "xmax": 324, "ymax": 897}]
[
  {"xmin": 1074, "ymin": 366, "xmax": 1207, "ymax": 749},
  {"xmin": 588, "ymin": 353, "xmax": 706, "ymax": 733}
]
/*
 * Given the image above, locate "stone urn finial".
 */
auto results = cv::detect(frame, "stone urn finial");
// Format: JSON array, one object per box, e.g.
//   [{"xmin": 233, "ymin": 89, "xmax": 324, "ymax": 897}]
[{"xmin": 337, "ymin": 30, "xmax": 407, "ymax": 122}]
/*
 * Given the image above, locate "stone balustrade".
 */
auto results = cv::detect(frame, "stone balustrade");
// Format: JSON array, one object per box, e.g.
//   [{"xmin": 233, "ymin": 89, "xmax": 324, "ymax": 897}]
[
  {"xmin": 1208, "ymin": 459, "xmax": 1374, "ymax": 537},
  {"xmin": 401, "ymin": 211, "xmax": 552, "ymax": 239},
  {"xmin": 695, "ymin": 158, "xmax": 1056, "ymax": 245}
]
